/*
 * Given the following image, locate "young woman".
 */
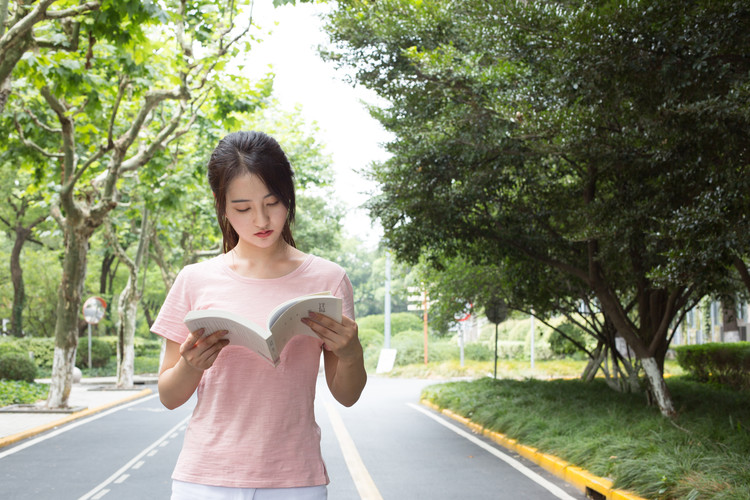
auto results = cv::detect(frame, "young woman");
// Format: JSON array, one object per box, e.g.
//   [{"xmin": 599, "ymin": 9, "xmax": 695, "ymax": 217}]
[{"xmin": 151, "ymin": 131, "xmax": 367, "ymax": 500}]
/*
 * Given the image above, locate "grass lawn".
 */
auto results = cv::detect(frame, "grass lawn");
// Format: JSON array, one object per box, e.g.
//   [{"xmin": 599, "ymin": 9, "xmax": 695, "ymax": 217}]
[{"xmin": 419, "ymin": 370, "xmax": 750, "ymax": 500}]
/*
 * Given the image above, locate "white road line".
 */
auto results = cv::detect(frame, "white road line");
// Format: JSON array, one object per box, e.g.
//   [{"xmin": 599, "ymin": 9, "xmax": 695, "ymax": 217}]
[
  {"xmin": 78, "ymin": 415, "xmax": 191, "ymax": 500},
  {"xmin": 91, "ymin": 489, "xmax": 109, "ymax": 500},
  {"xmin": 0, "ymin": 394, "xmax": 159, "ymax": 460},
  {"xmin": 323, "ymin": 400, "xmax": 383, "ymax": 500},
  {"xmin": 408, "ymin": 403, "xmax": 578, "ymax": 500}
]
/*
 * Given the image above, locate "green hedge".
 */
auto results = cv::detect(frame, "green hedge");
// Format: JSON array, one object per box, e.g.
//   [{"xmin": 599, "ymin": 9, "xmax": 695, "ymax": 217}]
[
  {"xmin": 0, "ymin": 353, "xmax": 37, "ymax": 382},
  {"xmin": 76, "ymin": 337, "xmax": 113, "ymax": 368},
  {"xmin": 0, "ymin": 336, "xmax": 163, "ymax": 370},
  {"xmin": 674, "ymin": 342, "xmax": 750, "ymax": 390}
]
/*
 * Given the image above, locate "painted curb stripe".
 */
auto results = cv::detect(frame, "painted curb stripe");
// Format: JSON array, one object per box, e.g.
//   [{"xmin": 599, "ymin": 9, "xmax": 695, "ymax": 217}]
[
  {"xmin": 420, "ymin": 399, "xmax": 647, "ymax": 500},
  {"xmin": 0, "ymin": 388, "xmax": 153, "ymax": 450}
]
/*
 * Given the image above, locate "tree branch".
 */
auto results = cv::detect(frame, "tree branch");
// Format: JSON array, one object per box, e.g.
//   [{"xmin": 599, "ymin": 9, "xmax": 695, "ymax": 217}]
[
  {"xmin": 0, "ymin": 0, "xmax": 56, "ymax": 52},
  {"xmin": 104, "ymin": 218, "xmax": 136, "ymax": 275},
  {"xmin": 45, "ymin": 1, "xmax": 99, "ymax": 19},
  {"xmin": 13, "ymin": 112, "xmax": 64, "ymax": 158},
  {"xmin": 23, "ymin": 106, "xmax": 61, "ymax": 133}
]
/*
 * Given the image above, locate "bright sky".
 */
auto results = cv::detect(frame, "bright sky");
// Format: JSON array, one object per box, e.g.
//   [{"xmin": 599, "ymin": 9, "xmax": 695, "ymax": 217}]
[{"xmin": 242, "ymin": 1, "xmax": 392, "ymax": 249}]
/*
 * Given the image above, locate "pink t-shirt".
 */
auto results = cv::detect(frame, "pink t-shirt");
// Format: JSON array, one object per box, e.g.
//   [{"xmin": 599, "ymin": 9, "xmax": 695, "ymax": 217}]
[{"xmin": 151, "ymin": 253, "xmax": 354, "ymax": 488}]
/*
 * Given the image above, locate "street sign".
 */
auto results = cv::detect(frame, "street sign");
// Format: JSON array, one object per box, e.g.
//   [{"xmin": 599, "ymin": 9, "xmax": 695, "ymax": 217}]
[
  {"xmin": 82, "ymin": 296, "xmax": 107, "ymax": 370},
  {"xmin": 82, "ymin": 296, "xmax": 106, "ymax": 325}
]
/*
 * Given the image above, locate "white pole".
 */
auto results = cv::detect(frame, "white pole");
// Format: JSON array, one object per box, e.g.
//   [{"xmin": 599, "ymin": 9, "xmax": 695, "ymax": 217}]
[
  {"xmin": 384, "ymin": 251, "xmax": 391, "ymax": 349},
  {"xmin": 88, "ymin": 323, "xmax": 93, "ymax": 370},
  {"xmin": 459, "ymin": 323, "xmax": 465, "ymax": 368}
]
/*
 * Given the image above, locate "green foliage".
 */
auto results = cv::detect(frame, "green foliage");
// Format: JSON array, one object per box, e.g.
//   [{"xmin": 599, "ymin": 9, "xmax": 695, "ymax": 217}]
[
  {"xmin": 357, "ymin": 312, "xmax": 423, "ymax": 336},
  {"xmin": 390, "ymin": 330, "xmax": 456, "ymax": 366},
  {"xmin": 76, "ymin": 337, "xmax": 114, "ymax": 368},
  {"xmin": 0, "ymin": 352, "xmax": 37, "ymax": 382},
  {"xmin": 0, "ymin": 341, "xmax": 28, "ymax": 358},
  {"xmin": 0, "ymin": 338, "xmax": 56, "ymax": 368},
  {"xmin": 463, "ymin": 342, "xmax": 493, "ymax": 362},
  {"xmin": 0, "ymin": 380, "xmax": 49, "ymax": 407},
  {"xmin": 423, "ymin": 377, "xmax": 750, "ymax": 499},
  {"xmin": 23, "ymin": 338, "xmax": 55, "ymax": 368},
  {"xmin": 358, "ymin": 328, "xmax": 382, "ymax": 350},
  {"xmin": 675, "ymin": 342, "xmax": 750, "ymax": 391},
  {"xmin": 322, "ymin": 0, "xmax": 750, "ymax": 414},
  {"xmin": 548, "ymin": 322, "xmax": 588, "ymax": 357}
]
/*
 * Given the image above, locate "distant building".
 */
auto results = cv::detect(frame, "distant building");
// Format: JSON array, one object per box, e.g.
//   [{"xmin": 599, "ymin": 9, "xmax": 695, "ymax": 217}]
[{"xmin": 672, "ymin": 299, "xmax": 749, "ymax": 346}]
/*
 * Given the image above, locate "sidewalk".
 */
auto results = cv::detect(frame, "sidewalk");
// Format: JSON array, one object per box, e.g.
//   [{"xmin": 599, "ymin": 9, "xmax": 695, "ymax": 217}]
[{"xmin": 0, "ymin": 376, "xmax": 157, "ymax": 449}]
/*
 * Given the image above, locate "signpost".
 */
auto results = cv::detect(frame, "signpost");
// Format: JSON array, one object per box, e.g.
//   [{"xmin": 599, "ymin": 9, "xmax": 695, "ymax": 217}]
[
  {"xmin": 377, "ymin": 252, "xmax": 397, "ymax": 374},
  {"xmin": 82, "ymin": 296, "xmax": 106, "ymax": 369},
  {"xmin": 454, "ymin": 304, "xmax": 472, "ymax": 368},
  {"xmin": 407, "ymin": 286, "xmax": 430, "ymax": 364}
]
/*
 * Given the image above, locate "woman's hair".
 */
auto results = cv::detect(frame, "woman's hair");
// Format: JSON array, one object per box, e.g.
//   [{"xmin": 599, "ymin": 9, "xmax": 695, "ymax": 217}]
[{"xmin": 207, "ymin": 131, "xmax": 296, "ymax": 253}]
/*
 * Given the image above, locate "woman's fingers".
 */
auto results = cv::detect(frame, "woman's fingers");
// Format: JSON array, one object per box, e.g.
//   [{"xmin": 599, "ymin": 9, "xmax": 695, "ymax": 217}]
[
  {"xmin": 303, "ymin": 313, "xmax": 361, "ymax": 359},
  {"xmin": 180, "ymin": 329, "xmax": 229, "ymax": 370}
]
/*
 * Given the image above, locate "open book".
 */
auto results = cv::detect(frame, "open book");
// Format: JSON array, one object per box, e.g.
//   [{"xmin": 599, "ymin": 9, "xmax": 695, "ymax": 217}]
[{"xmin": 183, "ymin": 292, "xmax": 342, "ymax": 366}]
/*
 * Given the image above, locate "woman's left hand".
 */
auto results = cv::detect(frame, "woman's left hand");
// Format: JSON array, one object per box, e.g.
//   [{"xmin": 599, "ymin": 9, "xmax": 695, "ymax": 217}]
[{"xmin": 302, "ymin": 312, "xmax": 363, "ymax": 361}]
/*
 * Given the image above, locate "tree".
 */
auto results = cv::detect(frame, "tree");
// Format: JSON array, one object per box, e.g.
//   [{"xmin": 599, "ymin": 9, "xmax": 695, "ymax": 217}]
[
  {"xmin": 105, "ymin": 207, "xmax": 151, "ymax": 388},
  {"xmin": 0, "ymin": 0, "xmax": 156, "ymax": 113},
  {"xmin": 322, "ymin": 0, "xmax": 750, "ymax": 417},
  {"xmin": 5, "ymin": 0, "xmax": 254, "ymax": 408},
  {"xmin": 0, "ymin": 165, "xmax": 50, "ymax": 336}
]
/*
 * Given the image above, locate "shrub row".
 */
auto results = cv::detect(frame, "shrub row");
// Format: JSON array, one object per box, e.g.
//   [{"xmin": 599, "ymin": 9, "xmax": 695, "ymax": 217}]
[
  {"xmin": 0, "ymin": 336, "xmax": 162, "ymax": 371},
  {"xmin": 674, "ymin": 342, "xmax": 750, "ymax": 390}
]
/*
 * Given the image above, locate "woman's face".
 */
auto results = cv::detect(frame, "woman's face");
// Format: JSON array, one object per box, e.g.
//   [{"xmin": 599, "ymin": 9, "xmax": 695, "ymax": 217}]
[{"xmin": 224, "ymin": 172, "xmax": 288, "ymax": 250}]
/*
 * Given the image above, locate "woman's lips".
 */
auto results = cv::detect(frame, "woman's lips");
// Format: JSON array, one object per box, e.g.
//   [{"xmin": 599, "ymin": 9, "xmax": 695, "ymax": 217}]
[{"xmin": 255, "ymin": 230, "xmax": 273, "ymax": 238}]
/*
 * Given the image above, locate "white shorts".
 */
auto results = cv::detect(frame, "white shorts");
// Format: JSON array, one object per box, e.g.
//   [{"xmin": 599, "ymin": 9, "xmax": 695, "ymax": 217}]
[{"xmin": 171, "ymin": 480, "xmax": 327, "ymax": 500}]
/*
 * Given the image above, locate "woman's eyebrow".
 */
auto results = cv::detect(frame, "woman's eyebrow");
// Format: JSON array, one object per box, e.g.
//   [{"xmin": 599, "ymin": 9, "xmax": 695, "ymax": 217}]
[{"xmin": 229, "ymin": 193, "xmax": 275, "ymax": 203}]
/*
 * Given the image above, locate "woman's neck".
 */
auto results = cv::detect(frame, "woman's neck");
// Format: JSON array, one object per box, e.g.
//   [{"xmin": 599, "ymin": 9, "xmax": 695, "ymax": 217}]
[{"xmin": 228, "ymin": 240, "xmax": 307, "ymax": 279}]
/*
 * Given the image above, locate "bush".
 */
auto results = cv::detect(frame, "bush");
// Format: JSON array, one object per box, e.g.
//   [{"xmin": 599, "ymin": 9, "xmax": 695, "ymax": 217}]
[
  {"xmin": 464, "ymin": 342, "xmax": 493, "ymax": 361},
  {"xmin": 390, "ymin": 330, "xmax": 456, "ymax": 366},
  {"xmin": 675, "ymin": 342, "xmax": 750, "ymax": 390},
  {"xmin": 76, "ymin": 337, "xmax": 113, "ymax": 368},
  {"xmin": 0, "ymin": 353, "xmax": 38, "ymax": 382},
  {"xmin": 549, "ymin": 322, "xmax": 588, "ymax": 357},
  {"xmin": 357, "ymin": 313, "xmax": 424, "ymax": 336},
  {"xmin": 358, "ymin": 328, "xmax": 383, "ymax": 350},
  {"xmin": 0, "ymin": 341, "xmax": 28, "ymax": 358},
  {"xmin": 24, "ymin": 338, "xmax": 56, "ymax": 368}
]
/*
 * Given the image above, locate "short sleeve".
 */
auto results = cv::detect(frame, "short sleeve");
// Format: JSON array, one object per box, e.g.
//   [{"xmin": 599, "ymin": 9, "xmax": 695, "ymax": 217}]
[{"xmin": 150, "ymin": 267, "xmax": 193, "ymax": 344}]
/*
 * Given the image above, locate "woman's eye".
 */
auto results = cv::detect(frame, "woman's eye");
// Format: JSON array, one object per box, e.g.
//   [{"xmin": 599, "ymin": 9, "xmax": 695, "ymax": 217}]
[
  {"xmin": 267, "ymin": 201, "xmax": 280, "ymax": 207},
  {"xmin": 236, "ymin": 207, "xmax": 251, "ymax": 213}
]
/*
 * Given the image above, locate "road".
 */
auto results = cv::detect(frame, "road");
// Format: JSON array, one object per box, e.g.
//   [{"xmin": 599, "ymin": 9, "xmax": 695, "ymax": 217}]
[{"xmin": 0, "ymin": 376, "xmax": 585, "ymax": 500}]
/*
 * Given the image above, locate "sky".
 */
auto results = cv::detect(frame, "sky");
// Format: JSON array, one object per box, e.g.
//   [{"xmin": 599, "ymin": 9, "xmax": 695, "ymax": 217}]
[{"xmin": 241, "ymin": 1, "xmax": 392, "ymax": 248}]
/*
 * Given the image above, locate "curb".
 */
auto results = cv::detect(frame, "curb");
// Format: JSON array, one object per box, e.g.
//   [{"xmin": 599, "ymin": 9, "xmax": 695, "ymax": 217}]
[
  {"xmin": 420, "ymin": 399, "xmax": 647, "ymax": 500},
  {"xmin": 0, "ymin": 388, "xmax": 153, "ymax": 449}
]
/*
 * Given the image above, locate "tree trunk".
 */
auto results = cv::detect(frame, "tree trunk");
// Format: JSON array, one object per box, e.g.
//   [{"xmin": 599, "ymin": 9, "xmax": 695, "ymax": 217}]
[
  {"xmin": 641, "ymin": 357, "xmax": 675, "ymax": 418},
  {"xmin": 116, "ymin": 283, "xmax": 137, "ymax": 389},
  {"xmin": 581, "ymin": 341, "xmax": 605, "ymax": 382},
  {"xmin": 46, "ymin": 227, "xmax": 89, "ymax": 408},
  {"xmin": 115, "ymin": 210, "xmax": 151, "ymax": 389},
  {"xmin": 9, "ymin": 225, "xmax": 29, "ymax": 337}
]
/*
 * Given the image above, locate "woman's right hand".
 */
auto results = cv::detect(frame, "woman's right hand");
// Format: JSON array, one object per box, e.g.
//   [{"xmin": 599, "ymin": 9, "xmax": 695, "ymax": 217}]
[{"xmin": 179, "ymin": 329, "xmax": 230, "ymax": 372}]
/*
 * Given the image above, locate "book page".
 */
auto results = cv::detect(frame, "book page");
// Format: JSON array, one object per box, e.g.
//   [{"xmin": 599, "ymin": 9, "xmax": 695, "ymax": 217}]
[
  {"xmin": 184, "ymin": 310, "xmax": 274, "ymax": 363},
  {"xmin": 268, "ymin": 295, "xmax": 343, "ymax": 352}
]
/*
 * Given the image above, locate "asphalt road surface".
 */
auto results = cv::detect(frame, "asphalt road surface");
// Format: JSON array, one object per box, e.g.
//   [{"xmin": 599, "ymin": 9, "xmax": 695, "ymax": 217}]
[{"xmin": 1, "ymin": 376, "xmax": 585, "ymax": 500}]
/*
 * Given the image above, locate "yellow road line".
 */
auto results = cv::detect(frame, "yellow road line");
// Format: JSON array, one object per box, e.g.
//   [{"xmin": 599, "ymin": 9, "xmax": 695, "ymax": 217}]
[
  {"xmin": 323, "ymin": 400, "xmax": 383, "ymax": 500},
  {"xmin": 0, "ymin": 388, "xmax": 153, "ymax": 450}
]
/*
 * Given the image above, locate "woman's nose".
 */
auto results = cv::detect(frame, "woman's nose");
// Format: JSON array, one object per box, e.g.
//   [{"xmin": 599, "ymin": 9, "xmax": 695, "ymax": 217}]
[{"xmin": 255, "ymin": 207, "xmax": 270, "ymax": 226}]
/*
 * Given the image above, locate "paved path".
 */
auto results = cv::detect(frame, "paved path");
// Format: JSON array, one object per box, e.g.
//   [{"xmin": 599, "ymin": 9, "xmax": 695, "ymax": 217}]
[{"xmin": 0, "ymin": 377, "xmax": 156, "ymax": 448}]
